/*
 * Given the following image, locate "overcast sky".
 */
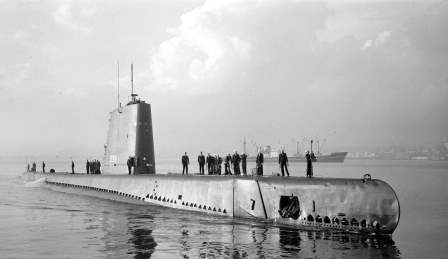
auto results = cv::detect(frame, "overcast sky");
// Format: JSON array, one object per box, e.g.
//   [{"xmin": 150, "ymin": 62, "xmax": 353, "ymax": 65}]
[{"xmin": 1, "ymin": 0, "xmax": 447, "ymax": 158}]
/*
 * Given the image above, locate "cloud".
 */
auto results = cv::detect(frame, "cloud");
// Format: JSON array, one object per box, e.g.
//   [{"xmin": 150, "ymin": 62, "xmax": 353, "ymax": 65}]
[
  {"xmin": 361, "ymin": 30, "xmax": 392, "ymax": 50},
  {"xmin": 53, "ymin": 1, "xmax": 95, "ymax": 34},
  {"xmin": 149, "ymin": 0, "xmax": 253, "ymax": 92},
  {"xmin": 148, "ymin": 0, "xmax": 330, "ymax": 93}
]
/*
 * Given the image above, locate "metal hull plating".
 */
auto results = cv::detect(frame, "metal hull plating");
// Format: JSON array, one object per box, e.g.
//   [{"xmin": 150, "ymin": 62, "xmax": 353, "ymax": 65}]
[{"xmin": 24, "ymin": 172, "xmax": 400, "ymax": 235}]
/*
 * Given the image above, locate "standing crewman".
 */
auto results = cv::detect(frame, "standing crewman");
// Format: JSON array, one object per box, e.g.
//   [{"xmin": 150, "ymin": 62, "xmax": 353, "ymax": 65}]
[
  {"xmin": 232, "ymin": 151, "xmax": 241, "ymax": 175},
  {"xmin": 224, "ymin": 154, "xmax": 232, "ymax": 175},
  {"xmin": 89, "ymin": 161, "xmax": 94, "ymax": 175},
  {"xmin": 241, "ymin": 153, "xmax": 247, "ymax": 175},
  {"xmin": 182, "ymin": 152, "xmax": 189, "ymax": 175},
  {"xmin": 305, "ymin": 151, "xmax": 313, "ymax": 177},
  {"xmin": 217, "ymin": 155, "xmax": 222, "ymax": 175},
  {"xmin": 206, "ymin": 153, "xmax": 212, "ymax": 174},
  {"xmin": 256, "ymin": 149, "xmax": 264, "ymax": 176},
  {"xmin": 97, "ymin": 160, "xmax": 101, "ymax": 174},
  {"xmin": 71, "ymin": 160, "xmax": 75, "ymax": 174},
  {"xmin": 198, "ymin": 152, "xmax": 205, "ymax": 175},
  {"xmin": 279, "ymin": 150, "xmax": 290, "ymax": 177},
  {"xmin": 42, "ymin": 161, "xmax": 46, "ymax": 173},
  {"xmin": 209, "ymin": 155, "xmax": 215, "ymax": 175},
  {"xmin": 127, "ymin": 156, "xmax": 133, "ymax": 175},
  {"xmin": 86, "ymin": 160, "xmax": 90, "ymax": 174}
]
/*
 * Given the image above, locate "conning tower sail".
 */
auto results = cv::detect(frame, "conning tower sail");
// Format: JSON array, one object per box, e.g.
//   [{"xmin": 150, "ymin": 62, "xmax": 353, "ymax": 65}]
[{"xmin": 102, "ymin": 64, "xmax": 155, "ymax": 174}]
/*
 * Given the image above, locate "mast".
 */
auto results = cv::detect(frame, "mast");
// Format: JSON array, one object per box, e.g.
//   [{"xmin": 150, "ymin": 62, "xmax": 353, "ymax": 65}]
[
  {"xmin": 130, "ymin": 63, "xmax": 138, "ymax": 103},
  {"xmin": 131, "ymin": 63, "xmax": 134, "ymax": 96},
  {"xmin": 243, "ymin": 137, "xmax": 247, "ymax": 154},
  {"xmin": 117, "ymin": 60, "xmax": 120, "ymax": 108}
]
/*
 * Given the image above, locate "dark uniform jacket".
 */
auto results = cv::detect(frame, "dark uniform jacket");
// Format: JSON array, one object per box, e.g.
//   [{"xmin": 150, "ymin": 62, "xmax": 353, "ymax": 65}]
[
  {"xmin": 198, "ymin": 155, "xmax": 205, "ymax": 165},
  {"xmin": 279, "ymin": 152, "xmax": 288, "ymax": 165},
  {"xmin": 225, "ymin": 155, "xmax": 231, "ymax": 165},
  {"xmin": 182, "ymin": 155, "xmax": 189, "ymax": 165},
  {"xmin": 232, "ymin": 153, "xmax": 241, "ymax": 165},
  {"xmin": 206, "ymin": 155, "xmax": 212, "ymax": 165},
  {"xmin": 241, "ymin": 154, "xmax": 247, "ymax": 164},
  {"xmin": 305, "ymin": 153, "xmax": 312, "ymax": 165},
  {"xmin": 256, "ymin": 153, "xmax": 264, "ymax": 165}
]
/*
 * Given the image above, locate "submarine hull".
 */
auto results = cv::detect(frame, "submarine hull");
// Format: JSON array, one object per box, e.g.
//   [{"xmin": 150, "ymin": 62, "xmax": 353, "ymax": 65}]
[{"xmin": 24, "ymin": 172, "xmax": 400, "ymax": 235}]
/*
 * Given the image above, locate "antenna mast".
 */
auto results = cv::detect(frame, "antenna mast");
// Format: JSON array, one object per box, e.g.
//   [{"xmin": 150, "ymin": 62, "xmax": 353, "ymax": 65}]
[
  {"xmin": 117, "ymin": 60, "xmax": 120, "ymax": 108},
  {"xmin": 131, "ymin": 63, "xmax": 134, "ymax": 96},
  {"xmin": 130, "ymin": 63, "xmax": 138, "ymax": 103},
  {"xmin": 243, "ymin": 137, "xmax": 247, "ymax": 154}
]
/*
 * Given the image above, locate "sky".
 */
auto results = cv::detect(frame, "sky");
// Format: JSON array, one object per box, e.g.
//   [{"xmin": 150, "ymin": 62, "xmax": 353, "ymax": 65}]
[{"xmin": 0, "ymin": 0, "xmax": 447, "ymax": 158}]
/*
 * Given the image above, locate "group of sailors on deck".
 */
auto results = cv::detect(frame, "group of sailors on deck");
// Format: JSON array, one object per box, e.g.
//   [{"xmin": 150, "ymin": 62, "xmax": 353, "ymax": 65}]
[
  {"xmin": 86, "ymin": 160, "xmax": 101, "ymax": 174},
  {"xmin": 26, "ymin": 162, "xmax": 39, "ymax": 173},
  {"xmin": 181, "ymin": 149, "xmax": 317, "ymax": 177},
  {"xmin": 187, "ymin": 151, "xmax": 248, "ymax": 176}
]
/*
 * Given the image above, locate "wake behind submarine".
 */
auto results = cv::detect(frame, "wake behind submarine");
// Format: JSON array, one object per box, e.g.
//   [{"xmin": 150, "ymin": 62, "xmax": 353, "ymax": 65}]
[{"xmin": 25, "ymin": 67, "xmax": 400, "ymax": 236}]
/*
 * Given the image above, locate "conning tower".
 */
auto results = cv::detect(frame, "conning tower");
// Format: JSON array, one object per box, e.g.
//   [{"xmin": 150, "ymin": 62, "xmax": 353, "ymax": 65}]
[{"xmin": 102, "ymin": 64, "xmax": 155, "ymax": 174}]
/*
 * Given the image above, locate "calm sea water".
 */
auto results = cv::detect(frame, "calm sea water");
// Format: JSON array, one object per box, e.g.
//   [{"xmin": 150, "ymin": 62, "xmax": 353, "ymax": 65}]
[{"xmin": 1, "ymin": 158, "xmax": 447, "ymax": 258}]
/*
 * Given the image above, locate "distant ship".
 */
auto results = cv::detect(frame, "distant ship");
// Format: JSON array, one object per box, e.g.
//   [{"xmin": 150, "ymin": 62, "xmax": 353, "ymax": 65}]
[{"xmin": 247, "ymin": 144, "xmax": 347, "ymax": 163}]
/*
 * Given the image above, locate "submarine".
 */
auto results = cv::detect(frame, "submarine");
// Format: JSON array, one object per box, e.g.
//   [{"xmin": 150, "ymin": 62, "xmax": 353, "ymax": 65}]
[{"xmin": 24, "ymin": 65, "xmax": 400, "ymax": 236}]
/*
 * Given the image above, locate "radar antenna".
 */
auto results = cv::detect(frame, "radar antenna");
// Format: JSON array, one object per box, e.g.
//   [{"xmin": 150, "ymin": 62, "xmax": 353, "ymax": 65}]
[
  {"xmin": 130, "ymin": 63, "xmax": 138, "ymax": 103},
  {"xmin": 117, "ymin": 60, "xmax": 120, "ymax": 108}
]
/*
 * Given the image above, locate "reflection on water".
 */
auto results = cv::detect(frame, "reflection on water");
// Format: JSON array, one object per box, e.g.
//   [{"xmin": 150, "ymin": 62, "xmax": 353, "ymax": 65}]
[
  {"xmin": 129, "ymin": 227, "xmax": 156, "ymax": 258},
  {"xmin": 126, "ymin": 214, "xmax": 157, "ymax": 258},
  {"xmin": 161, "ymin": 219, "xmax": 400, "ymax": 258},
  {"xmin": 277, "ymin": 228, "xmax": 400, "ymax": 258}
]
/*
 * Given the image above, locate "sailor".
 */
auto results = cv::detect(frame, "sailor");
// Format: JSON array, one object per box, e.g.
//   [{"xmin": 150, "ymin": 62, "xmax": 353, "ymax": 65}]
[
  {"xmin": 86, "ymin": 160, "xmax": 90, "ymax": 174},
  {"xmin": 206, "ymin": 153, "xmax": 213, "ymax": 174},
  {"xmin": 182, "ymin": 152, "xmax": 189, "ymax": 175},
  {"xmin": 198, "ymin": 152, "xmax": 205, "ymax": 175},
  {"xmin": 89, "ymin": 161, "xmax": 94, "ymax": 174},
  {"xmin": 32, "ymin": 162, "xmax": 36, "ymax": 172},
  {"xmin": 232, "ymin": 151, "xmax": 241, "ymax": 175},
  {"xmin": 241, "ymin": 153, "xmax": 247, "ymax": 175},
  {"xmin": 94, "ymin": 160, "xmax": 98, "ymax": 174},
  {"xmin": 42, "ymin": 161, "xmax": 46, "ymax": 173},
  {"xmin": 256, "ymin": 150, "xmax": 264, "ymax": 176},
  {"xmin": 127, "ymin": 157, "xmax": 133, "ymax": 175},
  {"xmin": 97, "ymin": 160, "xmax": 101, "ymax": 174},
  {"xmin": 305, "ymin": 151, "xmax": 313, "ymax": 177},
  {"xmin": 71, "ymin": 160, "xmax": 75, "ymax": 174},
  {"xmin": 208, "ymin": 155, "xmax": 213, "ymax": 175},
  {"xmin": 217, "ymin": 155, "xmax": 222, "ymax": 175},
  {"xmin": 224, "ymin": 154, "xmax": 232, "ymax": 175},
  {"xmin": 279, "ymin": 150, "xmax": 290, "ymax": 177}
]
